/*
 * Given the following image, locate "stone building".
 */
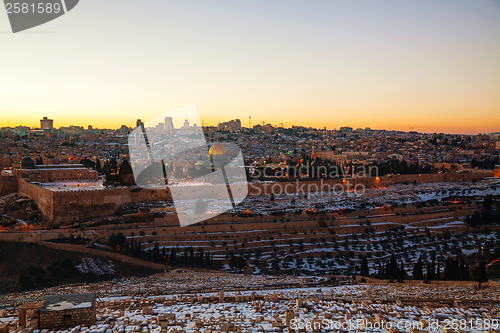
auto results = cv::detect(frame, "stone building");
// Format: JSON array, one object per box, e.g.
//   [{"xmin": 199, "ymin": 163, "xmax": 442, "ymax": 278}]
[
  {"xmin": 13, "ymin": 157, "xmax": 98, "ymax": 183},
  {"xmin": 39, "ymin": 294, "xmax": 96, "ymax": 330}
]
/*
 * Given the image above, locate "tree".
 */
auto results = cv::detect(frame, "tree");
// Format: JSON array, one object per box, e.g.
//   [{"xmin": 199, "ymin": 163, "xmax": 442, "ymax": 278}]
[
  {"xmin": 360, "ymin": 256, "xmax": 369, "ymax": 276},
  {"xmin": 465, "ymin": 195, "xmax": 497, "ymax": 226},
  {"xmin": 48, "ymin": 258, "xmax": 77, "ymax": 277},
  {"xmin": 109, "ymin": 233, "xmax": 127, "ymax": 252},
  {"xmin": 429, "ymin": 256, "xmax": 436, "ymax": 280},
  {"xmin": 80, "ymin": 158, "xmax": 96, "ymax": 169},
  {"xmin": 386, "ymin": 254, "xmax": 399, "ymax": 281},
  {"xmin": 19, "ymin": 275, "xmax": 34, "ymax": 290},
  {"xmin": 153, "ymin": 242, "xmax": 160, "ymax": 262},
  {"xmin": 413, "ymin": 257, "xmax": 423, "ymax": 280},
  {"xmin": 118, "ymin": 159, "xmax": 134, "ymax": 185},
  {"xmin": 169, "ymin": 248, "xmax": 177, "ymax": 265},
  {"xmin": 477, "ymin": 260, "xmax": 488, "ymax": 284},
  {"xmin": 398, "ymin": 261, "xmax": 406, "ymax": 282},
  {"xmin": 204, "ymin": 251, "xmax": 212, "ymax": 268},
  {"xmin": 96, "ymin": 157, "xmax": 102, "ymax": 172},
  {"xmin": 29, "ymin": 265, "xmax": 45, "ymax": 284},
  {"xmin": 229, "ymin": 255, "xmax": 246, "ymax": 271}
]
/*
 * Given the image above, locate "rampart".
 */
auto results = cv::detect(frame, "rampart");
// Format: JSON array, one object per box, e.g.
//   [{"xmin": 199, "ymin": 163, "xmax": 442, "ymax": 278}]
[
  {"xmin": 50, "ymin": 187, "xmax": 170, "ymax": 224},
  {"xmin": 18, "ymin": 178, "xmax": 54, "ymax": 219},
  {"xmin": 247, "ymin": 171, "xmax": 493, "ymax": 195},
  {"xmin": 0, "ymin": 175, "xmax": 18, "ymax": 196},
  {"xmin": 17, "ymin": 179, "xmax": 170, "ymax": 225},
  {"xmin": 14, "ymin": 170, "xmax": 493, "ymax": 225}
]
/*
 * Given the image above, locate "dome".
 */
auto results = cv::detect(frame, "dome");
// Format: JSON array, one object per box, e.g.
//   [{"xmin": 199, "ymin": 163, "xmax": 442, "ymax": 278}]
[
  {"xmin": 209, "ymin": 143, "xmax": 227, "ymax": 156},
  {"xmin": 21, "ymin": 157, "xmax": 35, "ymax": 169}
]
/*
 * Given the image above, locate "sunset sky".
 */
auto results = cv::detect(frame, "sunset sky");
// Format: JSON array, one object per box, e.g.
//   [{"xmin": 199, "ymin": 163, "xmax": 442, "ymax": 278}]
[{"xmin": 1, "ymin": 0, "xmax": 499, "ymax": 134}]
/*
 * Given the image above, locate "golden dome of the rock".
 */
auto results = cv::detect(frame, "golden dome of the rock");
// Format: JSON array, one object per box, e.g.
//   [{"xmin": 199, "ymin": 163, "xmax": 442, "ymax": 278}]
[{"xmin": 209, "ymin": 143, "xmax": 227, "ymax": 156}]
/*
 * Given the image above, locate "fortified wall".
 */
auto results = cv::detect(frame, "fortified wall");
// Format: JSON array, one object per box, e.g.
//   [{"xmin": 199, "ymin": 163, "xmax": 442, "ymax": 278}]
[
  {"xmin": 13, "ymin": 170, "xmax": 493, "ymax": 225},
  {"xmin": 17, "ymin": 179, "xmax": 170, "ymax": 225},
  {"xmin": 51, "ymin": 187, "xmax": 170, "ymax": 224},
  {"xmin": 0, "ymin": 175, "xmax": 18, "ymax": 196},
  {"xmin": 18, "ymin": 178, "xmax": 54, "ymax": 219},
  {"xmin": 247, "ymin": 171, "xmax": 493, "ymax": 196}
]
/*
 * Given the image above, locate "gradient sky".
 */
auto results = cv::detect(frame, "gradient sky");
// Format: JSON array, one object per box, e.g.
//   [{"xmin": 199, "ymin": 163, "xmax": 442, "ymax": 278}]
[{"xmin": 1, "ymin": 0, "xmax": 499, "ymax": 134}]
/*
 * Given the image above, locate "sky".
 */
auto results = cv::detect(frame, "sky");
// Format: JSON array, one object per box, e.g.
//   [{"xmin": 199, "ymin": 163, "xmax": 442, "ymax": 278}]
[{"xmin": 0, "ymin": 0, "xmax": 499, "ymax": 134}]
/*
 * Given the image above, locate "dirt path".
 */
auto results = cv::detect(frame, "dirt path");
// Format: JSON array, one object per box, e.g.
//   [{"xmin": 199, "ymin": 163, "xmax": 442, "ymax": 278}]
[{"xmin": 38, "ymin": 241, "xmax": 166, "ymax": 271}]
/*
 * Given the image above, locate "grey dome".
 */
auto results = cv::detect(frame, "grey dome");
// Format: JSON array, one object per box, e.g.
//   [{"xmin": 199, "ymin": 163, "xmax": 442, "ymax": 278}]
[{"xmin": 21, "ymin": 157, "xmax": 35, "ymax": 169}]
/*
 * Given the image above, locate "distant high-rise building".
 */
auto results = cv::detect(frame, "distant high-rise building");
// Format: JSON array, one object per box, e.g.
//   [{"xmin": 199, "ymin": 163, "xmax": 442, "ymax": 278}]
[
  {"xmin": 165, "ymin": 117, "xmax": 174, "ymax": 133},
  {"xmin": 40, "ymin": 116, "xmax": 53, "ymax": 130},
  {"xmin": 183, "ymin": 119, "xmax": 190, "ymax": 129},
  {"xmin": 156, "ymin": 123, "xmax": 165, "ymax": 131},
  {"xmin": 217, "ymin": 119, "xmax": 242, "ymax": 131},
  {"xmin": 136, "ymin": 119, "xmax": 143, "ymax": 129}
]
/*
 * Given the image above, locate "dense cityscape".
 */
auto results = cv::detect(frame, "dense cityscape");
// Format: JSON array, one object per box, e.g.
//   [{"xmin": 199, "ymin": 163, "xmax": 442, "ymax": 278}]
[{"xmin": 0, "ymin": 116, "xmax": 499, "ymax": 332}]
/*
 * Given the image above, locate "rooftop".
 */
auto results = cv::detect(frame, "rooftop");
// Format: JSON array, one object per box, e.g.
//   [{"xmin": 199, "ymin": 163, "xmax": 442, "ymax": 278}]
[
  {"xmin": 40, "ymin": 181, "xmax": 105, "ymax": 192},
  {"xmin": 42, "ymin": 293, "xmax": 96, "ymax": 312}
]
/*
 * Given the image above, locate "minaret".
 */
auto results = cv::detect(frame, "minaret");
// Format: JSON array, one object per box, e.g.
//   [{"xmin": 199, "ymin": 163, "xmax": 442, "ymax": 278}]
[{"xmin": 311, "ymin": 144, "xmax": 318, "ymax": 160}]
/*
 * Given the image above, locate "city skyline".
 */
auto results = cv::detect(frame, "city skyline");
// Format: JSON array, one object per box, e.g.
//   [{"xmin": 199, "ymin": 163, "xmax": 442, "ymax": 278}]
[
  {"xmin": 1, "ymin": 0, "xmax": 500, "ymax": 134},
  {"xmin": 1, "ymin": 115, "xmax": 500, "ymax": 135}
]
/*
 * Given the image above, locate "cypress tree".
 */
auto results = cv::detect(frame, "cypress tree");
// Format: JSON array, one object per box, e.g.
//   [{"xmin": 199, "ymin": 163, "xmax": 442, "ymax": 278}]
[
  {"xmin": 169, "ymin": 248, "xmax": 177, "ymax": 265},
  {"xmin": 429, "ymin": 257, "xmax": 435, "ymax": 280},
  {"xmin": 360, "ymin": 256, "xmax": 369, "ymax": 276},
  {"xmin": 153, "ymin": 242, "xmax": 160, "ymax": 262},
  {"xmin": 478, "ymin": 260, "xmax": 487, "ymax": 284},
  {"xmin": 413, "ymin": 257, "xmax": 423, "ymax": 280}
]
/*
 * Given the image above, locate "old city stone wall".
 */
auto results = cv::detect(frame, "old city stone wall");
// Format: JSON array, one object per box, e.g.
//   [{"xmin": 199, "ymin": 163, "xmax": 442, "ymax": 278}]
[
  {"xmin": 247, "ymin": 171, "xmax": 493, "ymax": 196},
  {"xmin": 0, "ymin": 175, "xmax": 18, "ymax": 196},
  {"xmin": 50, "ymin": 187, "xmax": 170, "ymax": 224},
  {"xmin": 15, "ymin": 171, "xmax": 493, "ymax": 225},
  {"xmin": 18, "ymin": 178, "xmax": 54, "ymax": 220}
]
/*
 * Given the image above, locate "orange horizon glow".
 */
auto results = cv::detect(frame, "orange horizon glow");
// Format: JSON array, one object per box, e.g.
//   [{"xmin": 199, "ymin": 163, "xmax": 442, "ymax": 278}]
[
  {"xmin": 1, "ymin": 106, "xmax": 499, "ymax": 135},
  {"xmin": 1, "ymin": 118, "xmax": 499, "ymax": 135},
  {"xmin": 1, "ymin": 1, "xmax": 499, "ymax": 135}
]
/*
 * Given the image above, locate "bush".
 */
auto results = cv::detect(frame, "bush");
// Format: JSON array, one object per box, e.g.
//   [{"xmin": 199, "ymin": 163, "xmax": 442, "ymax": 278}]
[
  {"xmin": 48, "ymin": 258, "xmax": 77, "ymax": 277},
  {"xmin": 19, "ymin": 275, "xmax": 34, "ymax": 290},
  {"xmin": 29, "ymin": 265, "xmax": 45, "ymax": 283},
  {"xmin": 109, "ymin": 232, "xmax": 127, "ymax": 251}
]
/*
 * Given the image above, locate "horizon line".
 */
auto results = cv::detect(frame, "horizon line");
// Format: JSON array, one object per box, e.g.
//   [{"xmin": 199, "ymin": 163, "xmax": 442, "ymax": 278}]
[{"xmin": 1, "ymin": 121, "xmax": 498, "ymax": 136}]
